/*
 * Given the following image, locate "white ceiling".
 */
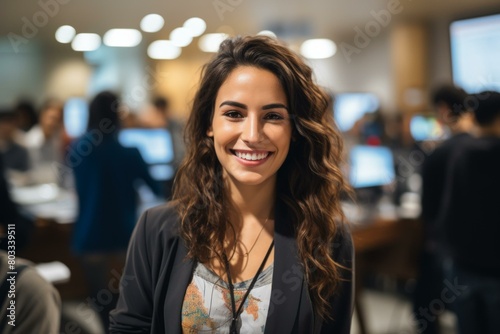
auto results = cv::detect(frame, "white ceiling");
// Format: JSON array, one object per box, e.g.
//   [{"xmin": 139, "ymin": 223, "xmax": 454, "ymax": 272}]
[{"xmin": 1, "ymin": 0, "xmax": 499, "ymax": 49}]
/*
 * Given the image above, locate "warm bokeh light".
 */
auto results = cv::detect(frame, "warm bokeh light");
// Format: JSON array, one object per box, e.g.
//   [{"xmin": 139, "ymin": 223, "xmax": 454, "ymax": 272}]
[
  {"xmin": 257, "ymin": 30, "xmax": 277, "ymax": 38},
  {"xmin": 103, "ymin": 29, "xmax": 142, "ymax": 47},
  {"xmin": 169, "ymin": 27, "xmax": 193, "ymax": 47},
  {"xmin": 140, "ymin": 14, "xmax": 165, "ymax": 33},
  {"xmin": 71, "ymin": 33, "xmax": 101, "ymax": 52},
  {"xmin": 300, "ymin": 38, "xmax": 337, "ymax": 59},
  {"xmin": 183, "ymin": 17, "xmax": 207, "ymax": 37},
  {"xmin": 147, "ymin": 40, "xmax": 181, "ymax": 59},
  {"xmin": 198, "ymin": 33, "xmax": 228, "ymax": 52},
  {"xmin": 55, "ymin": 25, "xmax": 76, "ymax": 44}
]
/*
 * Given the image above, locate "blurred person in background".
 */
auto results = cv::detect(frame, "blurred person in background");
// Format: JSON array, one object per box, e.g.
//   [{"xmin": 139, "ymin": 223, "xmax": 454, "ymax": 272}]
[
  {"xmin": 1, "ymin": 154, "xmax": 59, "ymax": 332},
  {"xmin": 0, "ymin": 110, "xmax": 31, "ymax": 179},
  {"xmin": 439, "ymin": 91, "xmax": 500, "ymax": 334},
  {"xmin": 382, "ymin": 113, "xmax": 404, "ymax": 150},
  {"xmin": 13, "ymin": 99, "xmax": 38, "ymax": 133},
  {"xmin": 0, "ymin": 249, "xmax": 61, "ymax": 333},
  {"xmin": 152, "ymin": 96, "xmax": 186, "ymax": 170},
  {"xmin": 70, "ymin": 91, "xmax": 162, "ymax": 330},
  {"xmin": 120, "ymin": 110, "xmax": 140, "ymax": 129},
  {"xmin": 140, "ymin": 95, "xmax": 186, "ymax": 198},
  {"xmin": 414, "ymin": 84, "xmax": 475, "ymax": 334},
  {"xmin": 380, "ymin": 113, "xmax": 410, "ymax": 206},
  {"xmin": 24, "ymin": 98, "xmax": 64, "ymax": 184},
  {"xmin": 0, "ymin": 154, "xmax": 33, "ymax": 252}
]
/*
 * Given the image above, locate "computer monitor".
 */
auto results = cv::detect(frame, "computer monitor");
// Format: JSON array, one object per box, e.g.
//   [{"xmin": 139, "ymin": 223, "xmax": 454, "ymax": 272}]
[
  {"xmin": 450, "ymin": 13, "xmax": 500, "ymax": 93},
  {"xmin": 349, "ymin": 145, "xmax": 395, "ymax": 189},
  {"xmin": 63, "ymin": 98, "xmax": 89, "ymax": 138},
  {"xmin": 333, "ymin": 92, "xmax": 380, "ymax": 132},
  {"xmin": 409, "ymin": 115, "xmax": 446, "ymax": 141},
  {"xmin": 118, "ymin": 128, "xmax": 174, "ymax": 165},
  {"xmin": 118, "ymin": 128, "xmax": 175, "ymax": 181}
]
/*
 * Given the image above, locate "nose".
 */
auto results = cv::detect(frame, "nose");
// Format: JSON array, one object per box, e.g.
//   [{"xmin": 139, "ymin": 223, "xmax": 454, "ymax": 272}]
[{"xmin": 241, "ymin": 113, "xmax": 263, "ymax": 144}]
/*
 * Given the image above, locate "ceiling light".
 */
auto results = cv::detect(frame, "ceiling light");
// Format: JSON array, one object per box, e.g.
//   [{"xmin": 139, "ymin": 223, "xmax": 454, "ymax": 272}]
[
  {"xmin": 55, "ymin": 25, "xmax": 76, "ymax": 43},
  {"xmin": 169, "ymin": 27, "xmax": 192, "ymax": 47},
  {"xmin": 257, "ymin": 30, "xmax": 277, "ymax": 38},
  {"xmin": 198, "ymin": 33, "xmax": 228, "ymax": 52},
  {"xmin": 147, "ymin": 40, "xmax": 181, "ymax": 59},
  {"xmin": 103, "ymin": 29, "xmax": 142, "ymax": 47},
  {"xmin": 140, "ymin": 14, "xmax": 164, "ymax": 33},
  {"xmin": 71, "ymin": 33, "xmax": 101, "ymax": 52},
  {"xmin": 183, "ymin": 17, "xmax": 206, "ymax": 37},
  {"xmin": 300, "ymin": 38, "xmax": 337, "ymax": 59}
]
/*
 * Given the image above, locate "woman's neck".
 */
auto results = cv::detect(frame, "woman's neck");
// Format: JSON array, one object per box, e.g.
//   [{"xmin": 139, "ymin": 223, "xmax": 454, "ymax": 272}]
[{"xmin": 224, "ymin": 176, "xmax": 276, "ymax": 228}]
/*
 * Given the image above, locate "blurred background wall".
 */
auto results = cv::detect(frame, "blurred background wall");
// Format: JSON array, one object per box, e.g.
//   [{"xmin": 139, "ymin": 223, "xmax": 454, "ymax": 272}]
[{"xmin": 1, "ymin": 0, "xmax": 499, "ymax": 118}]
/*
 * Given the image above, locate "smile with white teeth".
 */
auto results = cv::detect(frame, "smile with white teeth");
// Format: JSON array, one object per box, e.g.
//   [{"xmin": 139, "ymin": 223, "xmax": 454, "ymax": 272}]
[{"xmin": 233, "ymin": 150, "xmax": 270, "ymax": 161}]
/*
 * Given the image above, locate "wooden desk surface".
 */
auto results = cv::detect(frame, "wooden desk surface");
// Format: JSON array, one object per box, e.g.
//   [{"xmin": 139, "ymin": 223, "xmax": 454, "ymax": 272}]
[
  {"xmin": 19, "ymin": 218, "xmax": 89, "ymax": 299},
  {"xmin": 351, "ymin": 217, "xmax": 423, "ymax": 334},
  {"xmin": 352, "ymin": 218, "xmax": 404, "ymax": 253},
  {"xmin": 352, "ymin": 217, "xmax": 423, "ymax": 278}
]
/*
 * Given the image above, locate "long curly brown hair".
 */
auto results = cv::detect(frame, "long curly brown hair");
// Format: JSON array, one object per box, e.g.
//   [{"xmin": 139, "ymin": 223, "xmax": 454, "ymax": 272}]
[{"xmin": 173, "ymin": 35, "xmax": 351, "ymax": 319}]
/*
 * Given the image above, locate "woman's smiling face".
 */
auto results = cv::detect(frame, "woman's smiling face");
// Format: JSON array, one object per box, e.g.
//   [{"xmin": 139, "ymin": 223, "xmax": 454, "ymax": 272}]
[{"xmin": 208, "ymin": 66, "xmax": 292, "ymax": 188}]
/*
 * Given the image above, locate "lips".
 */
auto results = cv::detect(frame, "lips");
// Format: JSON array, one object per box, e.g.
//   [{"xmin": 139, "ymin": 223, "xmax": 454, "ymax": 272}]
[{"xmin": 230, "ymin": 149, "xmax": 272, "ymax": 161}]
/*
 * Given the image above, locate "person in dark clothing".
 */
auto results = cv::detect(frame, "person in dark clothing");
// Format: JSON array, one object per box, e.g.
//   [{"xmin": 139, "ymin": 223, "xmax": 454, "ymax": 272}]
[
  {"xmin": 146, "ymin": 96, "xmax": 186, "ymax": 199},
  {"xmin": 0, "ymin": 154, "xmax": 34, "ymax": 252},
  {"xmin": 0, "ymin": 250, "xmax": 61, "ymax": 333},
  {"xmin": 70, "ymin": 91, "xmax": 162, "ymax": 330},
  {"xmin": 0, "ymin": 110, "xmax": 30, "ymax": 173},
  {"xmin": 0, "ymin": 153, "xmax": 60, "ymax": 332},
  {"xmin": 13, "ymin": 99, "xmax": 38, "ymax": 132},
  {"xmin": 421, "ymin": 85, "xmax": 475, "ymax": 224},
  {"xmin": 414, "ymin": 84, "xmax": 475, "ymax": 334},
  {"xmin": 439, "ymin": 91, "xmax": 500, "ymax": 334}
]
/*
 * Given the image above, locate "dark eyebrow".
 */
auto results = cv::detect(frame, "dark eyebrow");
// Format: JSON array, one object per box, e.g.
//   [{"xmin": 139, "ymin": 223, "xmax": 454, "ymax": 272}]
[
  {"xmin": 262, "ymin": 103, "xmax": 288, "ymax": 111},
  {"xmin": 219, "ymin": 101, "xmax": 288, "ymax": 111},
  {"xmin": 219, "ymin": 101, "xmax": 247, "ymax": 109}
]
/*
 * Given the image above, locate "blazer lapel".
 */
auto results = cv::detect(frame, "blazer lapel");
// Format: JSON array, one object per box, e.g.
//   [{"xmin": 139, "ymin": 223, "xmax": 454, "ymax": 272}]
[
  {"xmin": 264, "ymin": 201, "xmax": 312, "ymax": 334},
  {"xmin": 162, "ymin": 238, "xmax": 194, "ymax": 334}
]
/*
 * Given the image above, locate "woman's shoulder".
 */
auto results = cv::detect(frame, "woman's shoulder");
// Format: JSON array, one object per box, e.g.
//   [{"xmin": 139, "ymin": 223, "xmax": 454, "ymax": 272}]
[
  {"xmin": 136, "ymin": 201, "xmax": 181, "ymax": 241},
  {"xmin": 334, "ymin": 222, "xmax": 352, "ymax": 241},
  {"xmin": 332, "ymin": 222, "xmax": 354, "ymax": 263}
]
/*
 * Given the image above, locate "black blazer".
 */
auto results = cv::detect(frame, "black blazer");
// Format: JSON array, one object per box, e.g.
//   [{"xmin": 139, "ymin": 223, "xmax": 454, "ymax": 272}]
[{"xmin": 109, "ymin": 202, "xmax": 354, "ymax": 333}]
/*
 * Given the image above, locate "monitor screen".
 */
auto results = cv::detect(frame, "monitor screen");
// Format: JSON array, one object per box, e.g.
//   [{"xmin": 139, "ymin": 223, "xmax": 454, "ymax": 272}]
[
  {"xmin": 148, "ymin": 164, "xmax": 175, "ymax": 181},
  {"xmin": 450, "ymin": 13, "xmax": 500, "ymax": 93},
  {"xmin": 118, "ymin": 128, "xmax": 174, "ymax": 165},
  {"xmin": 333, "ymin": 93, "xmax": 380, "ymax": 132},
  {"xmin": 410, "ymin": 115, "xmax": 446, "ymax": 141},
  {"xmin": 64, "ymin": 98, "xmax": 88, "ymax": 138},
  {"xmin": 349, "ymin": 145, "xmax": 395, "ymax": 188}
]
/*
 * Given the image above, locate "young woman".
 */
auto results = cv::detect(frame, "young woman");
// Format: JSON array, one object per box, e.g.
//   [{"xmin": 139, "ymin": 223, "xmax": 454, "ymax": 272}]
[{"xmin": 110, "ymin": 35, "xmax": 354, "ymax": 334}]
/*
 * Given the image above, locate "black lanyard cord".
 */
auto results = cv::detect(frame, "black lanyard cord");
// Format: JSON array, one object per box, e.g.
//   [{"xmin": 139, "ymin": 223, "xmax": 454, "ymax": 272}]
[{"xmin": 224, "ymin": 240, "xmax": 275, "ymax": 334}]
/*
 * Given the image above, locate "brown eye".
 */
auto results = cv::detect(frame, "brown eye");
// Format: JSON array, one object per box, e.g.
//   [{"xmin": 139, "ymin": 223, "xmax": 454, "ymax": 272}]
[
  {"xmin": 223, "ymin": 111, "xmax": 243, "ymax": 118},
  {"xmin": 264, "ymin": 113, "xmax": 285, "ymax": 120}
]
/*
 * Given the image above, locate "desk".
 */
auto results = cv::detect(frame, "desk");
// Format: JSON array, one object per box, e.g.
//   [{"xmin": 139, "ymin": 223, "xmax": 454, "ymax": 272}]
[
  {"xmin": 352, "ymin": 217, "xmax": 423, "ymax": 334},
  {"xmin": 14, "ymin": 184, "xmax": 163, "ymax": 300},
  {"xmin": 11, "ymin": 185, "xmax": 83, "ymax": 298},
  {"xmin": 11, "ymin": 184, "xmax": 78, "ymax": 223},
  {"xmin": 19, "ymin": 218, "xmax": 89, "ymax": 299}
]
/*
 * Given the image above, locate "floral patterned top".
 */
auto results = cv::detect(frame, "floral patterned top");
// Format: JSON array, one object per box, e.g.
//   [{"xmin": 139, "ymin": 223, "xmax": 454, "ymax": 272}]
[{"xmin": 181, "ymin": 261, "xmax": 273, "ymax": 334}]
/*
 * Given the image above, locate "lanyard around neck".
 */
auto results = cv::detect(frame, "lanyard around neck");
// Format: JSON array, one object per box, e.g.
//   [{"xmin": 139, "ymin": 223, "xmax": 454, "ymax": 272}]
[{"xmin": 223, "ymin": 240, "xmax": 275, "ymax": 334}]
